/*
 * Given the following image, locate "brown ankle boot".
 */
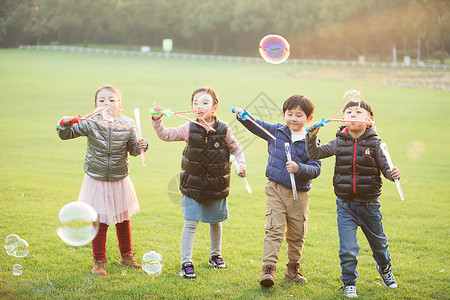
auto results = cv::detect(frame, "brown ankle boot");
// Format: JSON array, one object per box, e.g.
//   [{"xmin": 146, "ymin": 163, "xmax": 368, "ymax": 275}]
[
  {"xmin": 92, "ymin": 259, "xmax": 107, "ymax": 276},
  {"xmin": 260, "ymin": 264, "xmax": 276, "ymax": 287},
  {"xmin": 119, "ymin": 252, "xmax": 142, "ymax": 269},
  {"xmin": 284, "ymin": 262, "xmax": 307, "ymax": 283}
]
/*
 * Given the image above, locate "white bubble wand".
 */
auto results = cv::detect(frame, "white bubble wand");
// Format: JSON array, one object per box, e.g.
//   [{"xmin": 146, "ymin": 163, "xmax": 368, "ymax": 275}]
[
  {"xmin": 284, "ymin": 143, "xmax": 298, "ymax": 200},
  {"xmin": 230, "ymin": 155, "xmax": 252, "ymax": 193},
  {"xmin": 133, "ymin": 108, "xmax": 146, "ymax": 166},
  {"xmin": 380, "ymin": 142, "xmax": 405, "ymax": 201}
]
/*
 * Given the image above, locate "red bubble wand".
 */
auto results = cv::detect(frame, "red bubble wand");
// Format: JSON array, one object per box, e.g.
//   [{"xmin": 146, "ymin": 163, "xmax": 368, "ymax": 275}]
[{"xmin": 59, "ymin": 100, "xmax": 131, "ymax": 130}]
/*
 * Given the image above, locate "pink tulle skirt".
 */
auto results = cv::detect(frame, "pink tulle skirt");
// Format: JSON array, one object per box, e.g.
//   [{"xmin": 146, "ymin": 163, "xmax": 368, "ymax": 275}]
[{"xmin": 78, "ymin": 174, "xmax": 140, "ymax": 225}]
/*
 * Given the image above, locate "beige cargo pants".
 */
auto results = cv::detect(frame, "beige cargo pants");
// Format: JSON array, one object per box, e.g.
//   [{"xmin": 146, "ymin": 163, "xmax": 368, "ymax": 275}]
[{"xmin": 262, "ymin": 180, "xmax": 310, "ymax": 265}]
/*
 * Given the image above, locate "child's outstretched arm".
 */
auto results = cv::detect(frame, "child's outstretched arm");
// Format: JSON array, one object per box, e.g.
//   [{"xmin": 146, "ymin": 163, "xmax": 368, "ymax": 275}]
[
  {"xmin": 305, "ymin": 132, "xmax": 336, "ymax": 160},
  {"xmin": 233, "ymin": 107, "xmax": 277, "ymax": 142},
  {"xmin": 56, "ymin": 116, "xmax": 88, "ymax": 140},
  {"xmin": 151, "ymin": 105, "xmax": 189, "ymax": 142}
]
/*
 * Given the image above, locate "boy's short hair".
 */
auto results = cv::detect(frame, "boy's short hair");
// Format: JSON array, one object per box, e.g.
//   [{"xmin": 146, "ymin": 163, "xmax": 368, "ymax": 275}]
[
  {"xmin": 343, "ymin": 100, "xmax": 374, "ymax": 116},
  {"xmin": 283, "ymin": 95, "xmax": 315, "ymax": 117}
]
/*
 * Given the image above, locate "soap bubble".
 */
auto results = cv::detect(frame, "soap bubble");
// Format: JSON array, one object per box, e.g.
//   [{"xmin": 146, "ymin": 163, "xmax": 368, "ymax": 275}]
[
  {"xmin": 5, "ymin": 234, "xmax": 20, "ymax": 256},
  {"xmin": 343, "ymin": 89, "xmax": 361, "ymax": 102},
  {"xmin": 57, "ymin": 202, "xmax": 99, "ymax": 247},
  {"xmin": 12, "ymin": 264, "xmax": 22, "ymax": 276},
  {"xmin": 13, "ymin": 239, "xmax": 29, "ymax": 258},
  {"xmin": 259, "ymin": 34, "xmax": 290, "ymax": 64},
  {"xmin": 4, "ymin": 234, "xmax": 29, "ymax": 258},
  {"xmin": 407, "ymin": 140, "xmax": 425, "ymax": 161},
  {"xmin": 142, "ymin": 251, "xmax": 163, "ymax": 276}
]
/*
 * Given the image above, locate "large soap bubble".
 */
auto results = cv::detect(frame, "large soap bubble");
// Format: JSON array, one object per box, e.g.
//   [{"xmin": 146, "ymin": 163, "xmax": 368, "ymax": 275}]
[
  {"xmin": 259, "ymin": 34, "xmax": 290, "ymax": 64},
  {"xmin": 57, "ymin": 202, "xmax": 99, "ymax": 247},
  {"xmin": 5, "ymin": 234, "xmax": 20, "ymax": 256},
  {"xmin": 142, "ymin": 251, "xmax": 163, "ymax": 276},
  {"xmin": 4, "ymin": 234, "xmax": 29, "ymax": 258}
]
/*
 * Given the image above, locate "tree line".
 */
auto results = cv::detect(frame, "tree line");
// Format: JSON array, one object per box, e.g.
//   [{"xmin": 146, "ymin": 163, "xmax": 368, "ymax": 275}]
[{"xmin": 0, "ymin": 0, "xmax": 448, "ymax": 63}]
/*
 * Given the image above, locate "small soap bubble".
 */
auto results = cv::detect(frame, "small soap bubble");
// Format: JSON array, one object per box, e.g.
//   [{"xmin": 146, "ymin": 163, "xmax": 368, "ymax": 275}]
[
  {"xmin": 407, "ymin": 140, "xmax": 425, "ymax": 161},
  {"xmin": 122, "ymin": 270, "xmax": 127, "ymax": 276},
  {"xmin": 343, "ymin": 90, "xmax": 361, "ymax": 102},
  {"xmin": 57, "ymin": 202, "xmax": 99, "ymax": 247},
  {"xmin": 142, "ymin": 251, "xmax": 163, "ymax": 276},
  {"xmin": 259, "ymin": 34, "xmax": 290, "ymax": 64},
  {"xmin": 12, "ymin": 264, "xmax": 22, "ymax": 276}
]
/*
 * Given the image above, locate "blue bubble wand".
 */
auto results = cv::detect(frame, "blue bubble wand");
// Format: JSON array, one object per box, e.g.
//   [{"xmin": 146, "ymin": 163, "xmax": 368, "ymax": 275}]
[{"xmin": 231, "ymin": 107, "xmax": 277, "ymax": 140}]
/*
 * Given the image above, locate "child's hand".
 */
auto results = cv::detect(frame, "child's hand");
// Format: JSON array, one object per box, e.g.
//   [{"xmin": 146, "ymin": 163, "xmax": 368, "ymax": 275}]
[
  {"xmin": 233, "ymin": 107, "xmax": 244, "ymax": 115},
  {"xmin": 286, "ymin": 161, "xmax": 299, "ymax": 173},
  {"xmin": 151, "ymin": 106, "xmax": 164, "ymax": 120},
  {"xmin": 137, "ymin": 138, "xmax": 148, "ymax": 149},
  {"xmin": 388, "ymin": 167, "xmax": 400, "ymax": 180},
  {"xmin": 307, "ymin": 123, "xmax": 320, "ymax": 137},
  {"xmin": 237, "ymin": 166, "xmax": 246, "ymax": 178},
  {"xmin": 61, "ymin": 116, "xmax": 75, "ymax": 126}
]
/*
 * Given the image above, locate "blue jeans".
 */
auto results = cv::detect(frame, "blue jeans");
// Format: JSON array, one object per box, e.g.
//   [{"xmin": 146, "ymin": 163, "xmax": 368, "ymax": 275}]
[{"xmin": 336, "ymin": 197, "xmax": 391, "ymax": 286}]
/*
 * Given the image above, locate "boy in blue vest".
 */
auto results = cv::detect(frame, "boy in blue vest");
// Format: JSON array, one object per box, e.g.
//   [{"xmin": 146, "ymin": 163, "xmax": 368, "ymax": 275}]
[
  {"xmin": 305, "ymin": 100, "xmax": 401, "ymax": 298},
  {"xmin": 233, "ymin": 95, "xmax": 321, "ymax": 287}
]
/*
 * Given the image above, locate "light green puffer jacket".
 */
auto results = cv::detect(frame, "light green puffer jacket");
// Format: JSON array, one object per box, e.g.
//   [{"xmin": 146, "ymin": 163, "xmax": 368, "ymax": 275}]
[{"xmin": 57, "ymin": 114, "xmax": 144, "ymax": 181}]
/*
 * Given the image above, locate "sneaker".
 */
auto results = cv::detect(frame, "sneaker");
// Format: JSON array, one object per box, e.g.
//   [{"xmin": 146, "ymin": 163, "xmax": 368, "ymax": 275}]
[
  {"xmin": 376, "ymin": 263, "xmax": 398, "ymax": 289},
  {"xmin": 179, "ymin": 262, "xmax": 196, "ymax": 279},
  {"xmin": 208, "ymin": 255, "xmax": 227, "ymax": 269},
  {"xmin": 343, "ymin": 285, "xmax": 357, "ymax": 298}
]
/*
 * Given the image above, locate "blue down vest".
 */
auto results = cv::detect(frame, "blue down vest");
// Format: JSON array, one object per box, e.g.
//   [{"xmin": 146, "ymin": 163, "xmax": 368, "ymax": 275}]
[
  {"xmin": 179, "ymin": 120, "xmax": 231, "ymax": 202},
  {"xmin": 334, "ymin": 127, "xmax": 382, "ymax": 200}
]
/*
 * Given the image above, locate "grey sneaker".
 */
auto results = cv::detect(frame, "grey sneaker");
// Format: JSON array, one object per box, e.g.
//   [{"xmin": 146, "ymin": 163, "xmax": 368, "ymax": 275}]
[
  {"xmin": 208, "ymin": 255, "xmax": 227, "ymax": 269},
  {"xmin": 376, "ymin": 263, "xmax": 398, "ymax": 289},
  {"xmin": 344, "ymin": 285, "xmax": 357, "ymax": 298},
  {"xmin": 179, "ymin": 262, "xmax": 196, "ymax": 279}
]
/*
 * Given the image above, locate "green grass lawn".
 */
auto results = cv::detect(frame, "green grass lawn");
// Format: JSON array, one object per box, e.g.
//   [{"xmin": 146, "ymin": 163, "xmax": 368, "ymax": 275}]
[{"xmin": 0, "ymin": 49, "xmax": 449, "ymax": 299}]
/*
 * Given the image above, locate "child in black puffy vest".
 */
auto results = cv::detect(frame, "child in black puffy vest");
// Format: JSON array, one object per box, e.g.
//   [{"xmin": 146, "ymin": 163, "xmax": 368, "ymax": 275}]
[
  {"xmin": 151, "ymin": 87, "xmax": 246, "ymax": 280},
  {"xmin": 306, "ymin": 100, "xmax": 401, "ymax": 298}
]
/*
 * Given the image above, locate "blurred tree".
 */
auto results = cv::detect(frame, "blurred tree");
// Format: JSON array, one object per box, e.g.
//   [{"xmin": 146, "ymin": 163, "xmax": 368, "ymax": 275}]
[
  {"xmin": 416, "ymin": 0, "xmax": 449, "ymax": 64},
  {"xmin": 0, "ymin": 0, "xmax": 447, "ymax": 62}
]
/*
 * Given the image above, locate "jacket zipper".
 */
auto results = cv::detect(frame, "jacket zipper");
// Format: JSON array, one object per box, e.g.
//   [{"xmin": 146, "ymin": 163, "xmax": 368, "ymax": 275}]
[
  {"xmin": 107, "ymin": 127, "xmax": 111, "ymax": 180},
  {"xmin": 353, "ymin": 139, "xmax": 358, "ymax": 198}
]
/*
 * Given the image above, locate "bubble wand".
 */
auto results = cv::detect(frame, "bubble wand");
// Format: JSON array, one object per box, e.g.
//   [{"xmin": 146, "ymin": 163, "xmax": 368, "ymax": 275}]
[
  {"xmin": 230, "ymin": 155, "xmax": 252, "ymax": 193},
  {"xmin": 284, "ymin": 143, "xmax": 298, "ymax": 200},
  {"xmin": 133, "ymin": 108, "xmax": 146, "ymax": 166},
  {"xmin": 59, "ymin": 100, "xmax": 131, "ymax": 130},
  {"xmin": 231, "ymin": 107, "xmax": 277, "ymax": 141},
  {"xmin": 380, "ymin": 142, "xmax": 405, "ymax": 201},
  {"xmin": 306, "ymin": 88, "xmax": 373, "ymax": 132},
  {"xmin": 149, "ymin": 108, "xmax": 216, "ymax": 132}
]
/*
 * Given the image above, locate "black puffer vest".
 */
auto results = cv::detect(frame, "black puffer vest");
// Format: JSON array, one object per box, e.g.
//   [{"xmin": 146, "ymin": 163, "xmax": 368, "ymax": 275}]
[
  {"xmin": 333, "ymin": 127, "xmax": 382, "ymax": 200},
  {"xmin": 179, "ymin": 120, "xmax": 231, "ymax": 202}
]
